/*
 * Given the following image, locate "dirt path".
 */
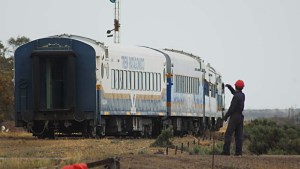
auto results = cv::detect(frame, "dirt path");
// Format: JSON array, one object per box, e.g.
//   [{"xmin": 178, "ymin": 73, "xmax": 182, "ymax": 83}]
[{"xmin": 121, "ymin": 154, "xmax": 300, "ymax": 169}]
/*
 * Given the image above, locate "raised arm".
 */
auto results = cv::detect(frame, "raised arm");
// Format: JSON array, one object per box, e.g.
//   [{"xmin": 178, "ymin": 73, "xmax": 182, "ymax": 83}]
[{"xmin": 226, "ymin": 84, "xmax": 235, "ymax": 95}]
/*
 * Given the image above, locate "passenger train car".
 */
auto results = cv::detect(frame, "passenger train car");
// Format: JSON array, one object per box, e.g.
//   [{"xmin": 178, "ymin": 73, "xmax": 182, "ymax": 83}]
[{"xmin": 14, "ymin": 34, "xmax": 225, "ymax": 138}]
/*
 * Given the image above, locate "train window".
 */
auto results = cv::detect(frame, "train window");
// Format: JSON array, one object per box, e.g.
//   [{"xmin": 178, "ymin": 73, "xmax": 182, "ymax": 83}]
[
  {"xmin": 131, "ymin": 71, "xmax": 135, "ymax": 90},
  {"xmin": 191, "ymin": 78, "xmax": 193, "ymax": 93},
  {"xmin": 196, "ymin": 79, "xmax": 199, "ymax": 94},
  {"xmin": 195, "ymin": 78, "xmax": 197, "ymax": 94},
  {"xmin": 193, "ymin": 78, "xmax": 195, "ymax": 94},
  {"xmin": 142, "ymin": 72, "xmax": 146, "ymax": 90},
  {"xmin": 177, "ymin": 75, "xmax": 179, "ymax": 93},
  {"xmin": 163, "ymin": 68, "xmax": 166, "ymax": 83},
  {"xmin": 135, "ymin": 72, "xmax": 138, "ymax": 90},
  {"xmin": 213, "ymin": 84, "xmax": 215, "ymax": 97},
  {"xmin": 189, "ymin": 77, "xmax": 192, "ymax": 93},
  {"xmin": 186, "ymin": 77, "xmax": 190, "ymax": 93},
  {"xmin": 190, "ymin": 78, "xmax": 192, "ymax": 94},
  {"xmin": 212, "ymin": 84, "xmax": 215, "ymax": 97},
  {"xmin": 186, "ymin": 76, "xmax": 189, "ymax": 93},
  {"xmin": 127, "ymin": 71, "xmax": 131, "ymax": 90},
  {"xmin": 101, "ymin": 63, "xmax": 104, "ymax": 79},
  {"xmin": 187, "ymin": 77, "xmax": 189, "ymax": 93},
  {"xmin": 123, "ymin": 71, "xmax": 127, "ymax": 90},
  {"xmin": 174, "ymin": 75, "xmax": 176, "ymax": 92},
  {"xmin": 178, "ymin": 75, "xmax": 181, "ymax": 93},
  {"xmin": 158, "ymin": 73, "xmax": 161, "ymax": 91},
  {"xmin": 191, "ymin": 77, "xmax": 193, "ymax": 93},
  {"xmin": 194, "ymin": 78, "xmax": 196, "ymax": 94},
  {"xmin": 106, "ymin": 63, "xmax": 109, "ymax": 79},
  {"xmin": 149, "ymin": 73, "xmax": 153, "ymax": 90},
  {"xmin": 214, "ymin": 85, "xmax": 217, "ymax": 98},
  {"xmin": 177, "ymin": 76, "xmax": 181, "ymax": 93},
  {"xmin": 154, "ymin": 73, "xmax": 157, "ymax": 91},
  {"xmin": 211, "ymin": 84, "xmax": 213, "ymax": 97},
  {"xmin": 192, "ymin": 78, "xmax": 195, "ymax": 93},
  {"xmin": 139, "ymin": 72, "xmax": 142, "ymax": 90},
  {"xmin": 181, "ymin": 76, "xmax": 183, "ymax": 93},
  {"xmin": 181, "ymin": 76, "xmax": 184, "ymax": 93},
  {"xmin": 115, "ymin": 70, "xmax": 119, "ymax": 89},
  {"xmin": 184, "ymin": 76, "xmax": 187, "ymax": 93},
  {"xmin": 156, "ymin": 73, "xmax": 159, "ymax": 91},
  {"xmin": 119, "ymin": 70, "xmax": 123, "ymax": 89},
  {"xmin": 183, "ymin": 76, "xmax": 186, "ymax": 93},
  {"xmin": 175, "ymin": 75, "xmax": 178, "ymax": 92},
  {"xmin": 222, "ymin": 83, "xmax": 225, "ymax": 94},
  {"xmin": 208, "ymin": 82, "xmax": 210, "ymax": 96},
  {"xmin": 111, "ymin": 69, "xmax": 115, "ymax": 89},
  {"xmin": 186, "ymin": 77, "xmax": 189, "ymax": 93},
  {"xmin": 178, "ymin": 76, "xmax": 182, "ymax": 93},
  {"xmin": 176, "ymin": 75, "xmax": 178, "ymax": 93},
  {"xmin": 205, "ymin": 80, "xmax": 209, "ymax": 96},
  {"xmin": 146, "ymin": 72, "xmax": 150, "ymax": 90},
  {"xmin": 214, "ymin": 85, "xmax": 216, "ymax": 97}
]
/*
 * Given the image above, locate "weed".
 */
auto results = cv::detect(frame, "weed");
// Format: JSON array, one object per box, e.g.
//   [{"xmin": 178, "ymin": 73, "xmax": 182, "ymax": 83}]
[
  {"xmin": 151, "ymin": 126, "xmax": 174, "ymax": 147},
  {"xmin": 138, "ymin": 148, "xmax": 148, "ymax": 154}
]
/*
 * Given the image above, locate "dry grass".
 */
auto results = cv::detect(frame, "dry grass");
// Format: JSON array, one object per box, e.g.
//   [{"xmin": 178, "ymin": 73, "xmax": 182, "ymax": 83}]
[
  {"xmin": 0, "ymin": 132, "xmax": 154, "ymax": 168},
  {"xmin": 1, "ymin": 132, "xmax": 299, "ymax": 169}
]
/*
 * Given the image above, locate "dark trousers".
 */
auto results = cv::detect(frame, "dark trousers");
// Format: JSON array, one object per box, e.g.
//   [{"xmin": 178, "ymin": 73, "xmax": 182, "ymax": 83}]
[{"xmin": 223, "ymin": 114, "xmax": 244, "ymax": 155}]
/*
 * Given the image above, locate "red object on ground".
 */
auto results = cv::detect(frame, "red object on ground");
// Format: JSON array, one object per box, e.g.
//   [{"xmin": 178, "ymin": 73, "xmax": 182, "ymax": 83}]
[{"xmin": 61, "ymin": 163, "xmax": 88, "ymax": 169}]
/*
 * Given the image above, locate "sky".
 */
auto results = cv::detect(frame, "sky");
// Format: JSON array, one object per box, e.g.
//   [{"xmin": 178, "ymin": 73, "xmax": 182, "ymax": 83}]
[{"xmin": 1, "ymin": 0, "xmax": 299, "ymax": 109}]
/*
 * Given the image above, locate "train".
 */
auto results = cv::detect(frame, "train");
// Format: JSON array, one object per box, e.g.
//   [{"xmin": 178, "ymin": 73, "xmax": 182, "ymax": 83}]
[{"xmin": 14, "ymin": 34, "xmax": 225, "ymax": 138}]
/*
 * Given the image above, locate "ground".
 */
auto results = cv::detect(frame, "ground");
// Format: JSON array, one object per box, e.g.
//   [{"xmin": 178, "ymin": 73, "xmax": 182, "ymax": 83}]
[
  {"xmin": 121, "ymin": 154, "xmax": 300, "ymax": 169},
  {"xmin": 0, "ymin": 130, "xmax": 299, "ymax": 169}
]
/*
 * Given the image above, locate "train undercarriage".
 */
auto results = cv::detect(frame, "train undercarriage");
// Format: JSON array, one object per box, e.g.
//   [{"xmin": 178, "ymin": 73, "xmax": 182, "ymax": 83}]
[{"xmin": 28, "ymin": 115, "xmax": 223, "ymax": 139}]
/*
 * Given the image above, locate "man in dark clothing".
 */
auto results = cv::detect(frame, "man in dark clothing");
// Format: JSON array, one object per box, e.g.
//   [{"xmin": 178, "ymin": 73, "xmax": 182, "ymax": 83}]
[{"xmin": 222, "ymin": 80, "xmax": 245, "ymax": 156}]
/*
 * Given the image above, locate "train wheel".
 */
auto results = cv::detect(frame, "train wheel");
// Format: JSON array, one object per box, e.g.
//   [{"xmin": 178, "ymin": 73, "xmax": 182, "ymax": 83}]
[
  {"xmin": 88, "ymin": 126, "xmax": 97, "ymax": 138},
  {"xmin": 47, "ymin": 128, "xmax": 55, "ymax": 139},
  {"xmin": 96, "ymin": 125, "xmax": 104, "ymax": 138},
  {"xmin": 214, "ymin": 117, "xmax": 223, "ymax": 131},
  {"xmin": 83, "ymin": 121, "xmax": 89, "ymax": 138}
]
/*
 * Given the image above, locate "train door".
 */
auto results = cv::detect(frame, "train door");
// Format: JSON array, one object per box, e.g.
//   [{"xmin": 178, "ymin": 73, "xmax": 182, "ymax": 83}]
[{"xmin": 32, "ymin": 53, "xmax": 76, "ymax": 111}]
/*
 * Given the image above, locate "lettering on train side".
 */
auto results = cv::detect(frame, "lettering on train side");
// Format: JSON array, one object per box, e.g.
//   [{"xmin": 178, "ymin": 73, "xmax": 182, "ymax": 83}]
[{"xmin": 121, "ymin": 56, "xmax": 145, "ymax": 70}]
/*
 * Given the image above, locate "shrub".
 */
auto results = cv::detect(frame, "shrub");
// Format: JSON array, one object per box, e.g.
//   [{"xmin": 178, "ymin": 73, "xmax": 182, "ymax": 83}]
[
  {"xmin": 244, "ymin": 119, "xmax": 300, "ymax": 155},
  {"xmin": 138, "ymin": 148, "xmax": 147, "ymax": 154},
  {"xmin": 151, "ymin": 126, "xmax": 173, "ymax": 147},
  {"xmin": 208, "ymin": 143, "xmax": 223, "ymax": 155},
  {"xmin": 189, "ymin": 145, "xmax": 207, "ymax": 155}
]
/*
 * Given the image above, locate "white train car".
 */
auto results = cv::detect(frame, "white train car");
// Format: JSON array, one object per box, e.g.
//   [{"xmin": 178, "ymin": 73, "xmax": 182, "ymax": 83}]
[
  {"xmin": 99, "ymin": 44, "xmax": 167, "ymax": 136},
  {"xmin": 14, "ymin": 34, "xmax": 225, "ymax": 138},
  {"xmin": 203, "ymin": 64, "xmax": 225, "ymax": 129}
]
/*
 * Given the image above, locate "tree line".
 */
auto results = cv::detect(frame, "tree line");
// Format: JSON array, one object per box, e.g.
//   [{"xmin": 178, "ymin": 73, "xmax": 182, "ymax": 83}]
[{"xmin": 0, "ymin": 36, "xmax": 30, "ymax": 122}]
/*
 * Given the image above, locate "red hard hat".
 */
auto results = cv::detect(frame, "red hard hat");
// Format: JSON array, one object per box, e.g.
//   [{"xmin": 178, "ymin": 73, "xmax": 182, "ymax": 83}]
[{"xmin": 235, "ymin": 80, "xmax": 245, "ymax": 88}]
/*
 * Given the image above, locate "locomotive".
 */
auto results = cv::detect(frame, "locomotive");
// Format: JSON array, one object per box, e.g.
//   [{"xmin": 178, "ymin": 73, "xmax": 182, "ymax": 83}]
[{"xmin": 14, "ymin": 34, "xmax": 225, "ymax": 138}]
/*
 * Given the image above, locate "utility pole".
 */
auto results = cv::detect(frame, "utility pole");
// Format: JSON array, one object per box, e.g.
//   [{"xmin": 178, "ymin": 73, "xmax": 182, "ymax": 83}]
[
  {"xmin": 108, "ymin": 0, "xmax": 121, "ymax": 43},
  {"xmin": 114, "ymin": 0, "xmax": 120, "ymax": 43}
]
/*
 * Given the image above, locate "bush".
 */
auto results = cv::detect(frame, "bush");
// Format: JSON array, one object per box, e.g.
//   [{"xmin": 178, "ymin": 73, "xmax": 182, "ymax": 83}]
[
  {"xmin": 208, "ymin": 143, "xmax": 223, "ymax": 155},
  {"xmin": 138, "ymin": 148, "xmax": 148, "ymax": 154},
  {"xmin": 151, "ymin": 126, "xmax": 174, "ymax": 147},
  {"xmin": 189, "ymin": 145, "xmax": 208, "ymax": 155},
  {"xmin": 244, "ymin": 119, "xmax": 300, "ymax": 155}
]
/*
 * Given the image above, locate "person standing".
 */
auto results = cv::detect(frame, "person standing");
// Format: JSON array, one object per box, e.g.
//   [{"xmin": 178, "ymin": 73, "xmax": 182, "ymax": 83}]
[{"xmin": 222, "ymin": 80, "xmax": 245, "ymax": 156}]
